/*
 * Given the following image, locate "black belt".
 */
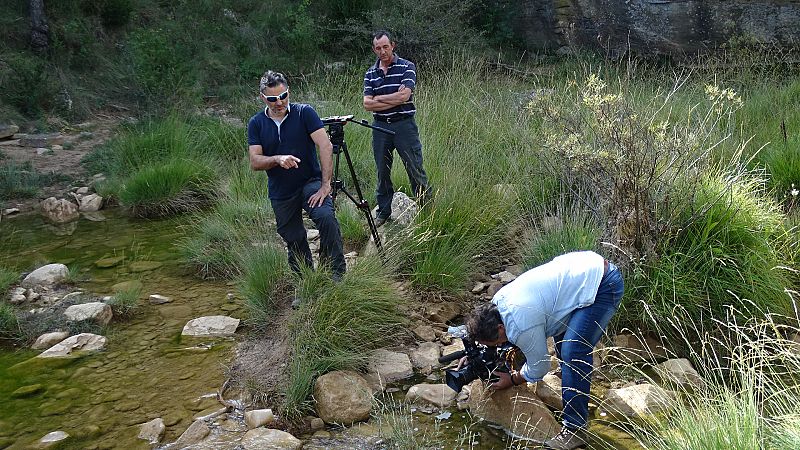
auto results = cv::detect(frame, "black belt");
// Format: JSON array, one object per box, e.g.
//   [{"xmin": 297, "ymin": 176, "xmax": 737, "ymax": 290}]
[{"xmin": 374, "ymin": 114, "xmax": 412, "ymax": 124}]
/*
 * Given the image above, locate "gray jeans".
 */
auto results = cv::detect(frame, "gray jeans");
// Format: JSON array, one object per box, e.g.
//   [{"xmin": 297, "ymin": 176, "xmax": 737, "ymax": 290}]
[{"xmin": 372, "ymin": 117, "xmax": 431, "ymax": 219}]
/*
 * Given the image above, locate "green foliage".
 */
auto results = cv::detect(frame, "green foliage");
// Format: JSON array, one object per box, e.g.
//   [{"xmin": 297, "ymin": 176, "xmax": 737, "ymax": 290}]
[
  {"xmin": 238, "ymin": 245, "xmax": 291, "ymax": 331},
  {"xmin": 0, "ymin": 161, "xmax": 68, "ymax": 200},
  {"xmin": 281, "ymin": 258, "xmax": 404, "ymax": 419},
  {"xmin": 0, "ymin": 302, "xmax": 20, "ymax": 341},
  {"xmin": 118, "ymin": 158, "xmax": 218, "ymax": 217},
  {"xmin": 0, "ymin": 52, "xmax": 57, "ymax": 117},
  {"xmin": 521, "ymin": 213, "xmax": 601, "ymax": 270},
  {"xmin": 336, "ymin": 202, "xmax": 369, "ymax": 248},
  {"xmin": 107, "ymin": 285, "xmax": 141, "ymax": 319},
  {"xmin": 80, "ymin": 0, "xmax": 134, "ymax": 28},
  {"xmin": 129, "ymin": 28, "xmax": 195, "ymax": 100},
  {"xmin": 0, "ymin": 266, "xmax": 17, "ymax": 294}
]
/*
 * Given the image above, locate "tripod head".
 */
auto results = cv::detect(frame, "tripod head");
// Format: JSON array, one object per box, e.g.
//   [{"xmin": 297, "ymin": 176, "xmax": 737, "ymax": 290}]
[{"xmin": 321, "ymin": 115, "xmax": 394, "ymax": 152}]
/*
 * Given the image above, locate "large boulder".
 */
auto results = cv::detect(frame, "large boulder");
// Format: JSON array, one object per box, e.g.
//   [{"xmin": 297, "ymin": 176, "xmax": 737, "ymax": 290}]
[
  {"xmin": 467, "ymin": 380, "xmax": 560, "ymax": 441},
  {"xmin": 241, "ymin": 428, "xmax": 302, "ymax": 450},
  {"xmin": 405, "ymin": 383, "xmax": 457, "ymax": 408},
  {"xmin": 39, "ymin": 197, "xmax": 79, "ymax": 223},
  {"xmin": 181, "ymin": 316, "xmax": 240, "ymax": 337},
  {"xmin": 31, "ymin": 331, "xmax": 70, "ymax": 350},
  {"xmin": 64, "ymin": 302, "xmax": 113, "ymax": 326},
  {"xmin": 138, "ymin": 418, "xmax": 165, "ymax": 444},
  {"xmin": 367, "ymin": 349, "xmax": 414, "ymax": 388},
  {"xmin": 599, "ymin": 383, "xmax": 676, "ymax": 421},
  {"xmin": 314, "ymin": 370, "xmax": 373, "ymax": 425},
  {"xmin": 21, "ymin": 264, "xmax": 69, "ymax": 288},
  {"xmin": 37, "ymin": 333, "xmax": 107, "ymax": 358}
]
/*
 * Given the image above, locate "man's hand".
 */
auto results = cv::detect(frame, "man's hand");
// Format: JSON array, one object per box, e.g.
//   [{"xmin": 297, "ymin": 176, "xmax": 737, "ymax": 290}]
[
  {"xmin": 277, "ymin": 155, "xmax": 300, "ymax": 169},
  {"xmin": 488, "ymin": 371, "xmax": 514, "ymax": 391},
  {"xmin": 308, "ymin": 182, "xmax": 331, "ymax": 208}
]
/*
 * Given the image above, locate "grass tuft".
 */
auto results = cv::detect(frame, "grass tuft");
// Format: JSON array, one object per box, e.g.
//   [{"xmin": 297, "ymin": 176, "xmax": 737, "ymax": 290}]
[
  {"xmin": 238, "ymin": 244, "xmax": 291, "ymax": 331},
  {"xmin": 107, "ymin": 285, "xmax": 142, "ymax": 319},
  {"xmin": 0, "ymin": 266, "xmax": 18, "ymax": 294},
  {"xmin": 118, "ymin": 158, "xmax": 217, "ymax": 217},
  {"xmin": 0, "ymin": 302, "xmax": 21, "ymax": 341}
]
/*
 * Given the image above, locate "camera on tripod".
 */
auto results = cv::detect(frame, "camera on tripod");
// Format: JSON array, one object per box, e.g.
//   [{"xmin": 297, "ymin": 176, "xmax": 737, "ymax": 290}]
[{"xmin": 438, "ymin": 325, "xmax": 525, "ymax": 393}]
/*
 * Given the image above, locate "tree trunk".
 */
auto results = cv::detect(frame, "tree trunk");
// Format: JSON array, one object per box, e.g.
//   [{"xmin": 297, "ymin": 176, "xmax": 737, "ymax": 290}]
[{"xmin": 30, "ymin": 0, "xmax": 49, "ymax": 53}]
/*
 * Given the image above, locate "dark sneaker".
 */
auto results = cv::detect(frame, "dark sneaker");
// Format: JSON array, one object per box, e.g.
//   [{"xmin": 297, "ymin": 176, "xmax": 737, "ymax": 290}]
[
  {"xmin": 374, "ymin": 216, "xmax": 389, "ymax": 227},
  {"xmin": 542, "ymin": 427, "xmax": 587, "ymax": 450}
]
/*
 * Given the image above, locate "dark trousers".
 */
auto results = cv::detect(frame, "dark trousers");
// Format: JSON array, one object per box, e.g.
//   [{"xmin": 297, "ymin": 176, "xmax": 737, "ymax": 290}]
[
  {"xmin": 372, "ymin": 117, "xmax": 431, "ymax": 219},
  {"xmin": 554, "ymin": 262, "xmax": 624, "ymax": 429},
  {"xmin": 270, "ymin": 179, "xmax": 346, "ymax": 277}
]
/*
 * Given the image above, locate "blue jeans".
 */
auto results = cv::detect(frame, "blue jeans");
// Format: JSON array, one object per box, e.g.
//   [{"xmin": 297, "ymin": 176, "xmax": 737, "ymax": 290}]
[
  {"xmin": 372, "ymin": 117, "xmax": 431, "ymax": 219},
  {"xmin": 270, "ymin": 179, "xmax": 346, "ymax": 277},
  {"xmin": 554, "ymin": 262, "xmax": 624, "ymax": 429}
]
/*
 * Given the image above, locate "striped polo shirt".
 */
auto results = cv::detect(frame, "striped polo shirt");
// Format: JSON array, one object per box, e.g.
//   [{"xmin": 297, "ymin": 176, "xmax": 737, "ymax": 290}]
[{"xmin": 363, "ymin": 54, "xmax": 417, "ymax": 120}]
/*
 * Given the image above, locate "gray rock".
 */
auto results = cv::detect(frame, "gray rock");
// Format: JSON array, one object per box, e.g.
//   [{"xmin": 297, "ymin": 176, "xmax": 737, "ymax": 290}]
[
  {"xmin": 467, "ymin": 379, "xmax": 559, "ymax": 440},
  {"xmin": 245, "ymin": 408, "xmax": 275, "ymax": 429},
  {"xmin": 471, "ymin": 281, "xmax": 487, "ymax": 293},
  {"xmin": 307, "ymin": 229, "xmax": 320, "ymax": 241},
  {"xmin": 51, "ymin": 144, "xmax": 63, "ymax": 151},
  {"xmin": 64, "ymin": 302, "xmax": 113, "ymax": 326},
  {"xmin": 492, "ymin": 271, "xmax": 517, "ymax": 283},
  {"xmin": 535, "ymin": 374, "xmax": 562, "ymax": 410},
  {"xmin": 76, "ymin": 186, "xmax": 90, "ymax": 195},
  {"xmin": 314, "ymin": 370, "xmax": 373, "ymax": 425},
  {"xmin": 138, "ymin": 418, "xmax": 165, "ymax": 444},
  {"xmin": 78, "ymin": 194, "xmax": 103, "ymax": 212},
  {"xmin": 149, "ymin": 294, "xmax": 172, "ymax": 305},
  {"xmin": 182, "ymin": 315, "xmax": 240, "ymax": 337},
  {"xmin": 409, "ymin": 342, "xmax": 441, "ymax": 369},
  {"xmin": 38, "ymin": 333, "xmax": 107, "ymax": 358},
  {"xmin": 39, "ymin": 197, "xmax": 79, "ymax": 223},
  {"xmin": 241, "ymin": 428, "xmax": 302, "ymax": 450},
  {"xmin": 412, "ymin": 324, "xmax": 436, "ymax": 342},
  {"xmin": 11, "ymin": 294, "xmax": 26, "ymax": 304},
  {"xmin": 367, "ymin": 349, "xmax": 414, "ymax": 387},
  {"xmin": 21, "ymin": 133, "xmax": 64, "ymax": 147},
  {"xmin": 37, "ymin": 430, "xmax": 69, "ymax": 447},
  {"xmin": 3, "ymin": 208, "xmax": 20, "ymax": 215},
  {"xmin": 32, "ymin": 331, "xmax": 70, "ymax": 350},
  {"xmin": 0, "ymin": 124, "xmax": 19, "ymax": 139},
  {"xmin": 600, "ymin": 383, "xmax": 676, "ymax": 420},
  {"xmin": 655, "ymin": 358, "xmax": 703, "ymax": 390},
  {"xmin": 405, "ymin": 383, "xmax": 457, "ymax": 408},
  {"xmin": 390, "ymin": 192, "xmax": 419, "ymax": 226},
  {"xmin": 173, "ymin": 419, "xmax": 209, "ymax": 448},
  {"xmin": 22, "ymin": 263, "xmax": 69, "ymax": 288}
]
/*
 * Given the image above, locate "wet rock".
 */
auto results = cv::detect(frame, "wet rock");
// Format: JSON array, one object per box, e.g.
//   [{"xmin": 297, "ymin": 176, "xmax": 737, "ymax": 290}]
[
  {"xmin": 314, "ymin": 370, "xmax": 373, "ymax": 425},
  {"xmin": 0, "ymin": 124, "xmax": 19, "ymax": 139},
  {"xmin": 113, "ymin": 399, "xmax": 141, "ymax": 412},
  {"xmin": 112, "ymin": 280, "xmax": 143, "ymax": 293},
  {"xmin": 405, "ymin": 383, "xmax": 457, "ymax": 408},
  {"xmin": 535, "ymin": 374, "xmax": 562, "ymax": 410},
  {"xmin": 20, "ymin": 133, "xmax": 64, "ymax": 147},
  {"xmin": 600, "ymin": 383, "xmax": 676, "ymax": 421},
  {"xmin": 173, "ymin": 419, "xmax": 209, "ymax": 448},
  {"xmin": 79, "ymin": 194, "xmax": 103, "ymax": 212},
  {"xmin": 425, "ymin": 302, "xmax": 461, "ymax": 323},
  {"xmin": 32, "ymin": 331, "xmax": 70, "ymax": 350},
  {"xmin": 181, "ymin": 315, "xmax": 240, "ymax": 337},
  {"xmin": 390, "ymin": 191, "xmax": 418, "ymax": 226},
  {"xmin": 409, "ymin": 342, "xmax": 441, "ymax": 370},
  {"xmin": 12, "ymin": 384, "xmax": 44, "ymax": 398},
  {"xmin": 22, "ymin": 263, "xmax": 69, "ymax": 288},
  {"xmin": 129, "ymin": 261, "xmax": 163, "ymax": 272},
  {"xmin": 367, "ymin": 349, "xmax": 414, "ymax": 387},
  {"xmin": 37, "ymin": 430, "xmax": 69, "ymax": 448},
  {"xmin": 245, "ymin": 408, "xmax": 275, "ymax": 429},
  {"xmin": 467, "ymin": 379, "xmax": 559, "ymax": 441},
  {"xmin": 64, "ymin": 302, "xmax": 113, "ymax": 326},
  {"xmin": 149, "ymin": 294, "xmax": 172, "ymax": 304},
  {"xmin": 241, "ymin": 428, "xmax": 302, "ymax": 450},
  {"xmin": 95, "ymin": 256, "xmax": 124, "ymax": 268},
  {"xmin": 412, "ymin": 324, "xmax": 436, "ymax": 341},
  {"xmin": 37, "ymin": 333, "xmax": 107, "ymax": 358},
  {"xmin": 655, "ymin": 358, "xmax": 703, "ymax": 390},
  {"xmin": 39, "ymin": 197, "xmax": 79, "ymax": 223}
]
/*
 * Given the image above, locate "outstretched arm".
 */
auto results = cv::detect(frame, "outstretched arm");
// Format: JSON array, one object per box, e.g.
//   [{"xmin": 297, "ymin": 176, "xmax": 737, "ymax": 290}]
[{"xmin": 248, "ymin": 145, "xmax": 300, "ymax": 170}]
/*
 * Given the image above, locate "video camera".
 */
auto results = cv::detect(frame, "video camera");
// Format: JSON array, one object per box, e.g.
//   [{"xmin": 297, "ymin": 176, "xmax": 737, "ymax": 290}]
[{"xmin": 438, "ymin": 325, "xmax": 525, "ymax": 393}]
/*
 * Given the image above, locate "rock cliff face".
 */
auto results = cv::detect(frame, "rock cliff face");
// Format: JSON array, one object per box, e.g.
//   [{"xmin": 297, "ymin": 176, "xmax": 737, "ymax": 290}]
[{"xmin": 513, "ymin": 1, "xmax": 800, "ymax": 55}]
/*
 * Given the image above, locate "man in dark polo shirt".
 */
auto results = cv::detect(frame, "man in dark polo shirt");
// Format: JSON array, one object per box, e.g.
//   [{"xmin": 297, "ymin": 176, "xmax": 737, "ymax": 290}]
[
  {"xmin": 363, "ymin": 30, "xmax": 432, "ymax": 227},
  {"xmin": 247, "ymin": 70, "xmax": 346, "ymax": 281}
]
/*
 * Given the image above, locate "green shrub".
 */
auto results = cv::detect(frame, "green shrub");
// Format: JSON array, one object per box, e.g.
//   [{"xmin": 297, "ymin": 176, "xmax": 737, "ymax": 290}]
[
  {"xmin": 108, "ymin": 285, "xmax": 141, "ymax": 318},
  {"xmin": 238, "ymin": 244, "xmax": 291, "ymax": 331},
  {"xmin": 0, "ymin": 302, "xmax": 21, "ymax": 341},
  {"xmin": 0, "ymin": 266, "xmax": 18, "ymax": 293},
  {"xmin": 336, "ymin": 202, "xmax": 369, "ymax": 249},
  {"xmin": 0, "ymin": 52, "xmax": 56, "ymax": 117},
  {"xmin": 521, "ymin": 213, "xmax": 601, "ymax": 270},
  {"xmin": 118, "ymin": 159, "xmax": 218, "ymax": 217},
  {"xmin": 129, "ymin": 29, "xmax": 195, "ymax": 100},
  {"xmin": 181, "ymin": 214, "xmax": 244, "ymax": 279},
  {"xmin": 282, "ymin": 258, "xmax": 405, "ymax": 419}
]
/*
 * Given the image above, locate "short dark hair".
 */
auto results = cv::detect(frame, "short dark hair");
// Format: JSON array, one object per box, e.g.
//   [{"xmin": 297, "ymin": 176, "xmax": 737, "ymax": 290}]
[
  {"xmin": 466, "ymin": 303, "xmax": 503, "ymax": 342},
  {"xmin": 259, "ymin": 70, "xmax": 287, "ymax": 93},
  {"xmin": 372, "ymin": 30, "xmax": 394, "ymax": 44}
]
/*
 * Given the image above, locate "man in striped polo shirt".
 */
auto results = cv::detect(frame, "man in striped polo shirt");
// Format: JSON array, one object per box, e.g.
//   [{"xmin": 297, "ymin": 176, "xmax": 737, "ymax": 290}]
[{"xmin": 363, "ymin": 30, "xmax": 431, "ymax": 227}]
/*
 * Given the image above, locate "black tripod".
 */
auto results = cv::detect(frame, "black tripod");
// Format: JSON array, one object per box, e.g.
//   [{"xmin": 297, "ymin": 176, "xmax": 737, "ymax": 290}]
[{"xmin": 321, "ymin": 115, "xmax": 394, "ymax": 255}]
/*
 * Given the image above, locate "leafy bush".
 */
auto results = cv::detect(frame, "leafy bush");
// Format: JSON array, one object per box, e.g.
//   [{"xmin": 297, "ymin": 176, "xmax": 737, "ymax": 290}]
[
  {"xmin": 129, "ymin": 28, "xmax": 195, "ymax": 100},
  {"xmin": 281, "ymin": 258, "xmax": 405, "ymax": 419},
  {"xmin": 118, "ymin": 159, "xmax": 218, "ymax": 217}
]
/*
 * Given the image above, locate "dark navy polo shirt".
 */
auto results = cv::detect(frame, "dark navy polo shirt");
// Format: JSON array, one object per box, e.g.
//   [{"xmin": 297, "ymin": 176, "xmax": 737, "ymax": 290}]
[
  {"xmin": 363, "ymin": 54, "xmax": 417, "ymax": 120},
  {"xmin": 247, "ymin": 103, "xmax": 324, "ymax": 200}
]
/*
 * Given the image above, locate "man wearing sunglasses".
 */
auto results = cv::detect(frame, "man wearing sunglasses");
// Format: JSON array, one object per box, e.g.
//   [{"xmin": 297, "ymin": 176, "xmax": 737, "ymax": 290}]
[
  {"xmin": 363, "ymin": 30, "xmax": 432, "ymax": 227},
  {"xmin": 248, "ymin": 70, "xmax": 346, "ymax": 282}
]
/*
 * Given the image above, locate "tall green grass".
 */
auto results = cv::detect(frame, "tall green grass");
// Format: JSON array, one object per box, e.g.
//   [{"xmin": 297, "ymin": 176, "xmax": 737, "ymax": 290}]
[
  {"xmin": 0, "ymin": 302, "xmax": 20, "ymax": 341},
  {"xmin": 107, "ymin": 284, "xmax": 142, "ymax": 319},
  {"xmin": 118, "ymin": 158, "xmax": 217, "ymax": 217},
  {"xmin": 0, "ymin": 161, "xmax": 68, "ymax": 200},
  {"xmin": 281, "ymin": 258, "xmax": 405, "ymax": 419},
  {"xmin": 0, "ymin": 266, "xmax": 17, "ymax": 293},
  {"xmin": 238, "ymin": 244, "xmax": 290, "ymax": 331}
]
